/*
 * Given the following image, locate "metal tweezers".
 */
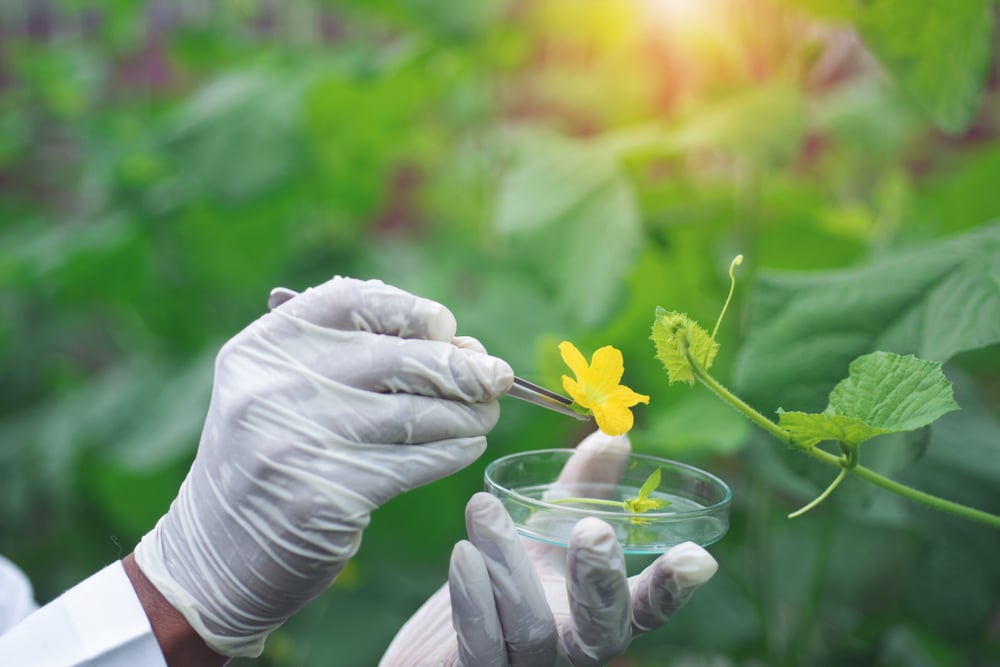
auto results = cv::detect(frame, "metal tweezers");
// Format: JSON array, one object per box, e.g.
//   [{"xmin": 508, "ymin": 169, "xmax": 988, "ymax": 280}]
[{"xmin": 507, "ymin": 376, "xmax": 591, "ymax": 421}]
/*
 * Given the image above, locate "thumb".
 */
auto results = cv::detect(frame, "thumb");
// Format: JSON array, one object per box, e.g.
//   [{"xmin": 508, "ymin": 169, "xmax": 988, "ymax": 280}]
[
  {"xmin": 546, "ymin": 430, "xmax": 631, "ymax": 495},
  {"xmin": 629, "ymin": 542, "xmax": 717, "ymax": 635}
]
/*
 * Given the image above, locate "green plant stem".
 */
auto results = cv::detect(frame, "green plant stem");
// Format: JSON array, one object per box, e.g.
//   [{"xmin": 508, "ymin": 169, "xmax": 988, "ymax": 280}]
[
  {"xmin": 549, "ymin": 497, "xmax": 627, "ymax": 510},
  {"xmin": 687, "ymin": 354, "xmax": 793, "ymax": 445},
  {"xmin": 847, "ymin": 464, "xmax": 1000, "ymax": 528},
  {"xmin": 788, "ymin": 469, "xmax": 847, "ymax": 518},
  {"xmin": 685, "ymin": 350, "xmax": 1000, "ymax": 530}
]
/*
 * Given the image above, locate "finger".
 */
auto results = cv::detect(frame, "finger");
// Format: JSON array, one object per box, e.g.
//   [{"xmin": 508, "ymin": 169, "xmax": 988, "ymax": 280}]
[
  {"xmin": 218, "ymin": 335, "xmax": 510, "ymax": 444},
  {"xmin": 262, "ymin": 305, "xmax": 511, "ymax": 401},
  {"xmin": 451, "ymin": 335, "xmax": 488, "ymax": 354},
  {"xmin": 553, "ymin": 430, "xmax": 631, "ymax": 487},
  {"xmin": 329, "ymin": 393, "xmax": 502, "ymax": 446},
  {"xmin": 267, "ymin": 276, "xmax": 458, "ymax": 341},
  {"xmin": 267, "ymin": 437, "xmax": 488, "ymax": 511},
  {"xmin": 629, "ymin": 542, "xmax": 718, "ymax": 634},
  {"xmin": 267, "ymin": 286, "xmax": 298, "ymax": 310},
  {"xmin": 527, "ymin": 431, "xmax": 631, "ymax": 563},
  {"xmin": 562, "ymin": 518, "xmax": 631, "ymax": 667},
  {"xmin": 270, "ymin": 290, "xmax": 489, "ymax": 362},
  {"xmin": 382, "ymin": 437, "xmax": 487, "ymax": 494},
  {"xmin": 222, "ymin": 338, "xmax": 504, "ymax": 444},
  {"xmin": 262, "ymin": 295, "xmax": 514, "ymax": 402},
  {"xmin": 465, "ymin": 493, "xmax": 557, "ymax": 667},
  {"xmin": 263, "ymin": 283, "xmax": 512, "ymax": 402},
  {"xmin": 307, "ymin": 332, "xmax": 513, "ymax": 403},
  {"xmin": 450, "ymin": 541, "xmax": 508, "ymax": 667}
]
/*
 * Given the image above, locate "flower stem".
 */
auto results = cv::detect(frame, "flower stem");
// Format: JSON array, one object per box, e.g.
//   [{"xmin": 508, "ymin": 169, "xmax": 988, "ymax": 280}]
[
  {"xmin": 548, "ymin": 497, "xmax": 626, "ymax": 510},
  {"xmin": 684, "ymin": 348, "xmax": 1000, "ymax": 530}
]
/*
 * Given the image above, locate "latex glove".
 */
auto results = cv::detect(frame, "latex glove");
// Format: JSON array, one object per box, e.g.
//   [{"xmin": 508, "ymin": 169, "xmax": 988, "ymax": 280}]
[
  {"xmin": 134, "ymin": 276, "xmax": 513, "ymax": 658},
  {"xmin": 381, "ymin": 431, "xmax": 718, "ymax": 667}
]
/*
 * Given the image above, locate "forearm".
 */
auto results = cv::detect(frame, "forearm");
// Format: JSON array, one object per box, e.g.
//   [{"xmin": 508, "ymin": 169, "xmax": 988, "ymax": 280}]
[{"xmin": 122, "ymin": 553, "xmax": 229, "ymax": 667}]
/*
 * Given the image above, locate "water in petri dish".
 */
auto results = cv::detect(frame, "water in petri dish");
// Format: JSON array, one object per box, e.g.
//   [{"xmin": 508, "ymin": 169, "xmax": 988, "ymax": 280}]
[{"xmin": 503, "ymin": 482, "xmax": 728, "ymax": 554}]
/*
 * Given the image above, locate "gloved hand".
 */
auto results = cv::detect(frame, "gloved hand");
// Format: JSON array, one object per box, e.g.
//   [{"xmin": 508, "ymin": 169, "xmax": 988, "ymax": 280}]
[
  {"xmin": 134, "ymin": 276, "xmax": 514, "ymax": 657},
  {"xmin": 381, "ymin": 431, "xmax": 718, "ymax": 667}
]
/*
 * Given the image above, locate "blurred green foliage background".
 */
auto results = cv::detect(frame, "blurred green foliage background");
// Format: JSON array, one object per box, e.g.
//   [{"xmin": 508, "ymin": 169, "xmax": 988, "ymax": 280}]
[{"xmin": 2, "ymin": 0, "xmax": 999, "ymax": 665}]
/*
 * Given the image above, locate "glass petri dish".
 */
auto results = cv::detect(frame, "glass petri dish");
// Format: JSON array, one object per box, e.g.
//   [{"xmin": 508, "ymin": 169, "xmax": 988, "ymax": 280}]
[{"xmin": 484, "ymin": 448, "xmax": 732, "ymax": 554}]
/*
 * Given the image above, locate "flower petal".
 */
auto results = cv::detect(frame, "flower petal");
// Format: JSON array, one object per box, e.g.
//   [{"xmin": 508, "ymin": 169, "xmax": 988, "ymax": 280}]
[
  {"xmin": 589, "ymin": 345, "xmax": 625, "ymax": 389},
  {"xmin": 561, "ymin": 375, "xmax": 593, "ymax": 409},
  {"xmin": 592, "ymin": 401, "xmax": 635, "ymax": 436},
  {"xmin": 558, "ymin": 341, "xmax": 590, "ymax": 381},
  {"xmin": 607, "ymin": 384, "xmax": 650, "ymax": 408}
]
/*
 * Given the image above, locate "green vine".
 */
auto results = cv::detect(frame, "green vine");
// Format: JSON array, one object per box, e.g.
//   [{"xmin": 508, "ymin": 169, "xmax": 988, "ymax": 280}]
[{"xmin": 652, "ymin": 256, "xmax": 1000, "ymax": 529}]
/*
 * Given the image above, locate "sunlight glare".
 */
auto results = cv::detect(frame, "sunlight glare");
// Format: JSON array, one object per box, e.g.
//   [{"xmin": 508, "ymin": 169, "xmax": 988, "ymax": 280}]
[{"xmin": 644, "ymin": 0, "xmax": 720, "ymax": 34}]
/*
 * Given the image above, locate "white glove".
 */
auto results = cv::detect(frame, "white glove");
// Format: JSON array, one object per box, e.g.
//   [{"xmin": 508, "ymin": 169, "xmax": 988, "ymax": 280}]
[
  {"xmin": 134, "ymin": 276, "xmax": 514, "ymax": 657},
  {"xmin": 381, "ymin": 431, "xmax": 718, "ymax": 667}
]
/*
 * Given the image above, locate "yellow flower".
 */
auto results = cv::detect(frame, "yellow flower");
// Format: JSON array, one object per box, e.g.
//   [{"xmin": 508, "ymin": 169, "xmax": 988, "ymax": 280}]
[{"xmin": 559, "ymin": 341, "xmax": 650, "ymax": 436}]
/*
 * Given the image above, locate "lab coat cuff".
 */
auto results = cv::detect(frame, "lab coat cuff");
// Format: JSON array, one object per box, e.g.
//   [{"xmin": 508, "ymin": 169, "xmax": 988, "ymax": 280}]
[{"xmin": 0, "ymin": 561, "xmax": 166, "ymax": 667}]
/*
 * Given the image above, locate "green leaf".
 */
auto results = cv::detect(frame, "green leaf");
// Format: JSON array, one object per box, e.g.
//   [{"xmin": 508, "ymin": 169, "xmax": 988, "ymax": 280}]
[
  {"xmin": 651, "ymin": 308, "xmax": 719, "ymax": 385},
  {"xmin": 0, "ymin": 217, "xmax": 133, "ymax": 286},
  {"xmin": 638, "ymin": 467, "xmax": 661, "ymax": 501},
  {"xmin": 493, "ymin": 133, "xmax": 641, "ymax": 327},
  {"xmin": 828, "ymin": 352, "xmax": 959, "ymax": 433},
  {"xmin": 811, "ymin": 78, "xmax": 919, "ymax": 164},
  {"xmin": 494, "ymin": 133, "xmax": 621, "ymax": 235},
  {"xmin": 914, "ymin": 144, "xmax": 1000, "ymax": 235},
  {"xmin": 625, "ymin": 468, "xmax": 667, "ymax": 514},
  {"xmin": 167, "ymin": 70, "xmax": 312, "ymax": 202},
  {"xmin": 920, "ymin": 373, "xmax": 1000, "ymax": 484},
  {"xmin": 855, "ymin": 0, "xmax": 994, "ymax": 134},
  {"xmin": 734, "ymin": 224, "xmax": 1000, "ymax": 414},
  {"xmin": 778, "ymin": 411, "xmax": 888, "ymax": 448},
  {"xmin": 778, "ymin": 352, "xmax": 958, "ymax": 448},
  {"xmin": 784, "ymin": 0, "xmax": 994, "ymax": 133},
  {"xmin": 672, "ymin": 82, "xmax": 806, "ymax": 165}
]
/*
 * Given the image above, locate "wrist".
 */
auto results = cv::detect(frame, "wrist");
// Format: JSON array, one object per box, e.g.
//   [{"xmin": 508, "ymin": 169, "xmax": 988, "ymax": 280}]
[{"xmin": 122, "ymin": 552, "xmax": 229, "ymax": 667}]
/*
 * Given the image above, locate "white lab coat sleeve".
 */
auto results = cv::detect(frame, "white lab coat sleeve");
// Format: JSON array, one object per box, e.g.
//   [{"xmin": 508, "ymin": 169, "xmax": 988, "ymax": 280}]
[
  {"xmin": 0, "ymin": 555, "xmax": 37, "ymax": 634},
  {"xmin": 0, "ymin": 560, "xmax": 167, "ymax": 667}
]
